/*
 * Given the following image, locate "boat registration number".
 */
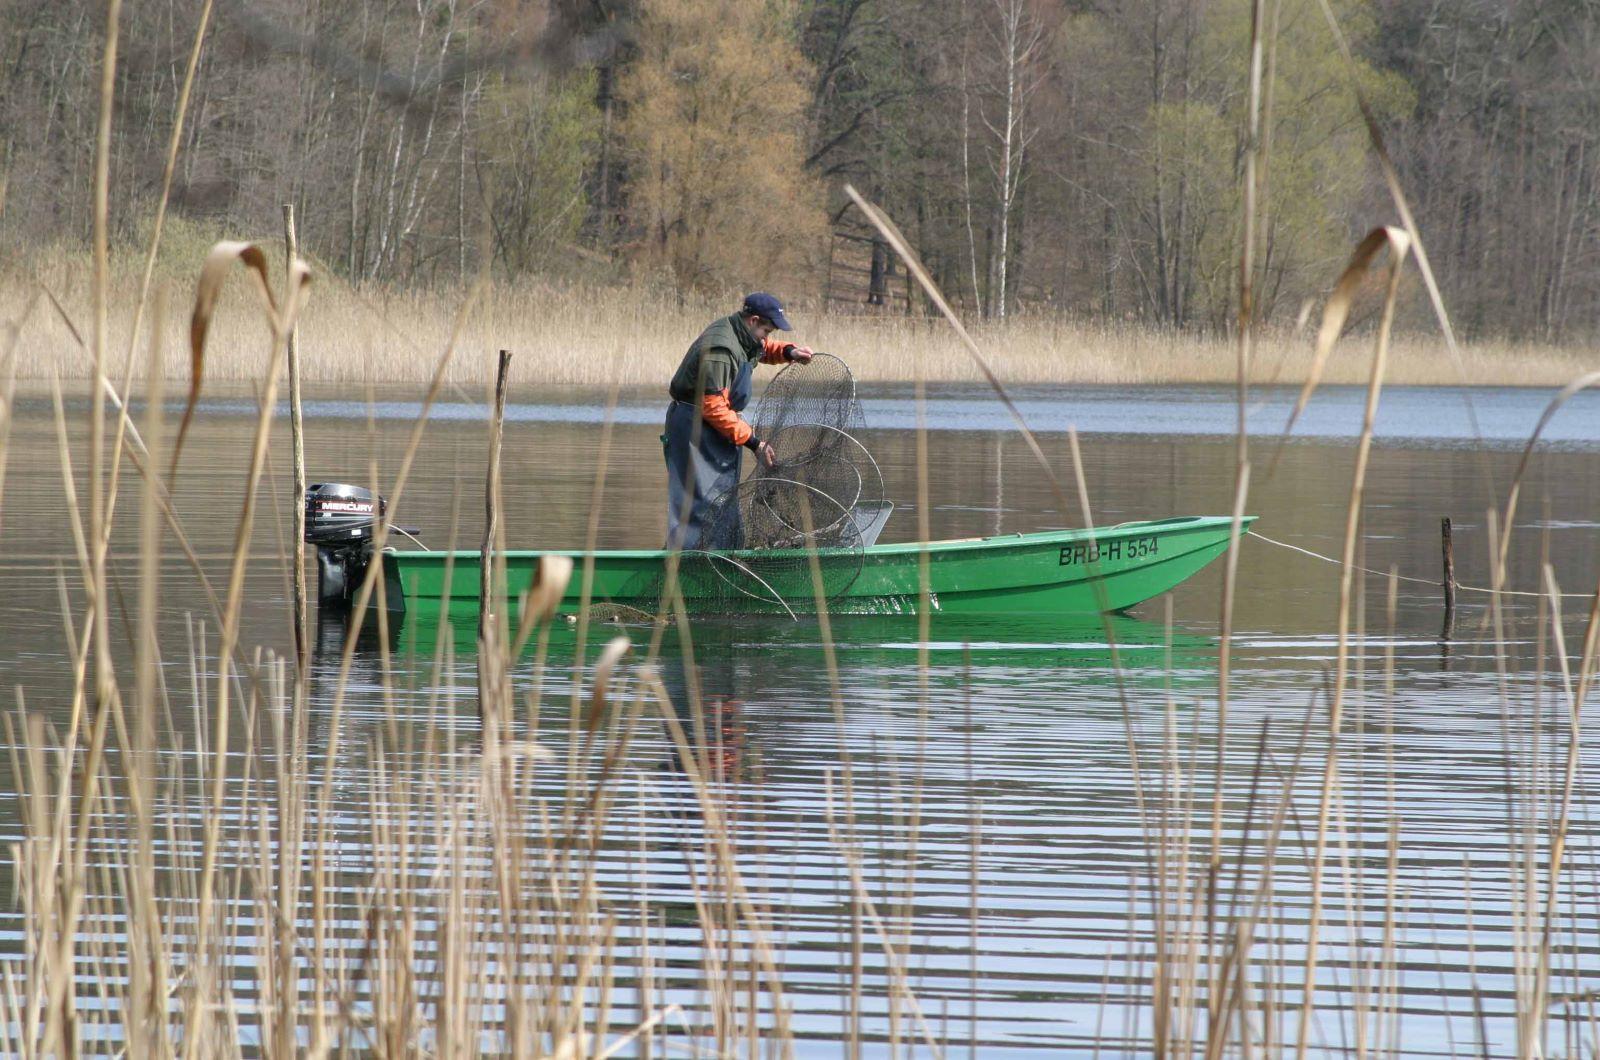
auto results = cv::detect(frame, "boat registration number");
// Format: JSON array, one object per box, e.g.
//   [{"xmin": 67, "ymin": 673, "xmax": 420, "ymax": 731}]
[{"xmin": 1058, "ymin": 536, "xmax": 1158, "ymax": 566}]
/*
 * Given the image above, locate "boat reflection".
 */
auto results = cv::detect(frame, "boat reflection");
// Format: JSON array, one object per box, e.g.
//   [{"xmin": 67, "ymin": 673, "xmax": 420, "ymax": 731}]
[
  {"xmin": 312, "ymin": 603, "xmax": 1215, "ymax": 760},
  {"xmin": 374, "ymin": 602, "xmax": 1213, "ymax": 663}
]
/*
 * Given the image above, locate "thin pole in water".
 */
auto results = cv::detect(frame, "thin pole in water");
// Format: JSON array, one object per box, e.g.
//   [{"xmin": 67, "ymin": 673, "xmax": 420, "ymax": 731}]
[
  {"xmin": 284, "ymin": 203, "xmax": 309, "ymax": 672},
  {"xmin": 1440, "ymin": 516, "xmax": 1457, "ymax": 637},
  {"xmin": 480, "ymin": 348, "xmax": 512, "ymax": 724}
]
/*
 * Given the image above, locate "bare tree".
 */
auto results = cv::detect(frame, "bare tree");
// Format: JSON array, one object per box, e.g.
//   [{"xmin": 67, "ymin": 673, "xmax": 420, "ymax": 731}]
[{"xmin": 979, "ymin": 0, "xmax": 1044, "ymax": 319}]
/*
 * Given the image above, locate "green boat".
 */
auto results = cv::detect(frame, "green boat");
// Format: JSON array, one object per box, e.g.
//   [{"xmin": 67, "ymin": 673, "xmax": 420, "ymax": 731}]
[
  {"xmin": 305, "ymin": 481, "xmax": 1251, "ymax": 621},
  {"xmin": 369, "ymin": 514, "xmax": 1254, "ymax": 620}
]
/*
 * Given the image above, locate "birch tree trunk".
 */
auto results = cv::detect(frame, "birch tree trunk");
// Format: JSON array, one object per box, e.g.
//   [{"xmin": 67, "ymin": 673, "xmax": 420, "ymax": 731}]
[{"xmin": 982, "ymin": 0, "xmax": 1041, "ymax": 321}]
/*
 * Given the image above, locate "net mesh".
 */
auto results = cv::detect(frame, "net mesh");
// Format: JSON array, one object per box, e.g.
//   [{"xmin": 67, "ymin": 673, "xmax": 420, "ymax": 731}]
[
  {"xmin": 680, "ymin": 479, "xmax": 866, "ymax": 611},
  {"xmin": 751, "ymin": 352, "xmax": 864, "ymax": 447}
]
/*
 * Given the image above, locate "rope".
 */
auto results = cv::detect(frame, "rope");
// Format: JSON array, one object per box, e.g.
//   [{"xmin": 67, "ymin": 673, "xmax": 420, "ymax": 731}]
[
  {"xmin": 388, "ymin": 525, "xmax": 431, "ymax": 551},
  {"xmin": 1244, "ymin": 530, "xmax": 1592, "ymax": 600}
]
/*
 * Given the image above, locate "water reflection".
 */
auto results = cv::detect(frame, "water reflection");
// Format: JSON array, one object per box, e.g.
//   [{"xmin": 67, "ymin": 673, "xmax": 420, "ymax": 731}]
[{"xmin": 655, "ymin": 621, "xmax": 755, "ymax": 787}]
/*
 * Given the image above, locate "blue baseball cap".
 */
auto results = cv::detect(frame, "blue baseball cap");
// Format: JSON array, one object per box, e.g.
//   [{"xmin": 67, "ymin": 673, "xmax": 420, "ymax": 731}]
[{"xmin": 740, "ymin": 292, "xmax": 792, "ymax": 331}]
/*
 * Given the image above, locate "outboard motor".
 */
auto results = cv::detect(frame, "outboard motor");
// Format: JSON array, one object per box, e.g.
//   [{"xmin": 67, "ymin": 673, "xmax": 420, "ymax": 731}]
[{"xmin": 304, "ymin": 482, "xmax": 384, "ymax": 609}]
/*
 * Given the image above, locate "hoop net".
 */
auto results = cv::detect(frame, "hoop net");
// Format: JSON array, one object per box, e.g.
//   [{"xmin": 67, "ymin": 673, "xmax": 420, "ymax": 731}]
[{"xmin": 676, "ymin": 353, "xmax": 885, "ymax": 614}]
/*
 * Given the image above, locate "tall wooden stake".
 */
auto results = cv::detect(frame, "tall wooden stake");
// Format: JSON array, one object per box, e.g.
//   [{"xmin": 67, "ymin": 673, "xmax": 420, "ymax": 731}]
[
  {"xmin": 479, "ymin": 349, "xmax": 512, "ymax": 723},
  {"xmin": 284, "ymin": 203, "xmax": 309, "ymax": 670},
  {"xmin": 1440, "ymin": 516, "xmax": 1457, "ymax": 637}
]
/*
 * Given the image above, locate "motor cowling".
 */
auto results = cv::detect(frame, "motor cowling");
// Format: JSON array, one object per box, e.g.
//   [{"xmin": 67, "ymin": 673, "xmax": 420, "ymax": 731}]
[
  {"xmin": 305, "ymin": 482, "xmax": 383, "ymax": 546},
  {"xmin": 305, "ymin": 482, "xmax": 385, "ymax": 609}
]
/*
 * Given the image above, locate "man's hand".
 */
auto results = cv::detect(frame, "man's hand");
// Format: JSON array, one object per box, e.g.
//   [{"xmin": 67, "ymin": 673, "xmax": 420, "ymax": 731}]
[
  {"xmin": 745, "ymin": 435, "xmax": 778, "ymax": 468},
  {"xmin": 785, "ymin": 345, "xmax": 815, "ymax": 365}
]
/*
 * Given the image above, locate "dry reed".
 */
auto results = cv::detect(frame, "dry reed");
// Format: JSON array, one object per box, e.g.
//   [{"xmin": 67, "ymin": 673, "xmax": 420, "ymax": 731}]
[{"xmin": 5, "ymin": 256, "xmax": 1598, "ymax": 391}]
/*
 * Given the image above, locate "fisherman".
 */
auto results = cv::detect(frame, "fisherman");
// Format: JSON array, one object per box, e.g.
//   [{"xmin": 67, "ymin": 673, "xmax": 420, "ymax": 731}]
[{"xmin": 664, "ymin": 292, "xmax": 814, "ymax": 548}]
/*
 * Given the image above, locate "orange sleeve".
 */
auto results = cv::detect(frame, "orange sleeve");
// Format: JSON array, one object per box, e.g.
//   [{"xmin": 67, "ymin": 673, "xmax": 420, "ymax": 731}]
[
  {"xmin": 760, "ymin": 337, "xmax": 796, "ymax": 365},
  {"xmin": 701, "ymin": 388, "xmax": 753, "ymax": 446}
]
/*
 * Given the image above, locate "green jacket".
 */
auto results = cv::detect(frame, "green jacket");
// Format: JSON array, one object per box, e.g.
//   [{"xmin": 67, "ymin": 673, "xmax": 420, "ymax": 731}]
[{"xmin": 668, "ymin": 313, "xmax": 767, "ymax": 403}]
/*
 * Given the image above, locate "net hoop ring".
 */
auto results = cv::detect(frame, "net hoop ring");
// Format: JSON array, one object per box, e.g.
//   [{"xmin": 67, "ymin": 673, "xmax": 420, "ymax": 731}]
[
  {"xmin": 765, "ymin": 420, "xmax": 883, "ymax": 512},
  {"xmin": 746, "ymin": 475, "xmax": 859, "ymax": 542},
  {"xmin": 763, "ymin": 351, "xmax": 857, "ymax": 407},
  {"xmin": 676, "ymin": 550, "xmax": 799, "ymax": 619}
]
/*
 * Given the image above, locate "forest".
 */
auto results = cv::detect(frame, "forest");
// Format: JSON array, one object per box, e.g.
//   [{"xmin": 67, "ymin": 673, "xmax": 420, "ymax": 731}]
[{"xmin": 2, "ymin": 0, "xmax": 1595, "ymax": 342}]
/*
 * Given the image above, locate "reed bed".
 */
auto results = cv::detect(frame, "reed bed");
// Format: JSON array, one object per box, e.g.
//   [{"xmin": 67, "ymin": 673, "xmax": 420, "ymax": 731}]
[{"xmin": 5, "ymin": 252, "xmax": 1596, "ymax": 390}]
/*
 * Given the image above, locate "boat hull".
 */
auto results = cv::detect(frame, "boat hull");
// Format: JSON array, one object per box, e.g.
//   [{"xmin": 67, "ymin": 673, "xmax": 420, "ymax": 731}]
[{"xmin": 380, "ymin": 515, "xmax": 1254, "ymax": 619}]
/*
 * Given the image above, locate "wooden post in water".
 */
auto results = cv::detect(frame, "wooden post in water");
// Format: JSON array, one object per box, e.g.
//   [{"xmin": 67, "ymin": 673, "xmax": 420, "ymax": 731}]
[
  {"xmin": 1440, "ymin": 516, "xmax": 1457, "ymax": 638},
  {"xmin": 283, "ymin": 204, "xmax": 309, "ymax": 671},
  {"xmin": 479, "ymin": 349, "xmax": 512, "ymax": 723}
]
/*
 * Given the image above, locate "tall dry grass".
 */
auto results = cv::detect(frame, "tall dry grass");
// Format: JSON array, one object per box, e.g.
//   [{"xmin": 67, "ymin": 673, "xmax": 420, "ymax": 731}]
[{"xmin": 5, "ymin": 241, "xmax": 1597, "ymax": 390}]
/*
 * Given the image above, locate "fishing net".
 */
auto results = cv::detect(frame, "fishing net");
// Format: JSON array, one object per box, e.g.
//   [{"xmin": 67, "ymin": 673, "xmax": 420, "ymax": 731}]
[
  {"xmin": 751, "ymin": 352, "xmax": 865, "ymax": 458},
  {"xmin": 752, "ymin": 351, "xmax": 858, "ymax": 431},
  {"xmin": 678, "ymin": 478, "xmax": 867, "ymax": 612},
  {"xmin": 650, "ymin": 352, "xmax": 888, "ymax": 615},
  {"xmin": 708, "ymin": 354, "xmax": 882, "ymax": 544},
  {"xmin": 762, "ymin": 425, "xmax": 881, "ymax": 526}
]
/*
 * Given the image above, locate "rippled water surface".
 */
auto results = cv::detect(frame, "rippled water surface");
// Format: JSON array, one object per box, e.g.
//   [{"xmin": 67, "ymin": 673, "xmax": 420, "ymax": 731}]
[{"xmin": 3, "ymin": 382, "xmax": 1598, "ymax": 1056}]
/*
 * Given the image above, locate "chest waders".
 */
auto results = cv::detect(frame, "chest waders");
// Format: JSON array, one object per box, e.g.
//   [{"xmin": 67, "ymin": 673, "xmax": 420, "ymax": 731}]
[{"xmin": 663, "ymin": 357, "xmax": 754, "ymax": 549}]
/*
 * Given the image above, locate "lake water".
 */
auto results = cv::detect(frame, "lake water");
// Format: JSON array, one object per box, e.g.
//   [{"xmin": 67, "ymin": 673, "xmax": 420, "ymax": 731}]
[{"xmin": 2, "ymin": 381, "xmax": 1598, "ymax": 1056}]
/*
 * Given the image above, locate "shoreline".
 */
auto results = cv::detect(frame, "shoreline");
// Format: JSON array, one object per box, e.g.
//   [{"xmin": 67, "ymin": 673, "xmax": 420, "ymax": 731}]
[
  {"xmin": 12, "ymin": 375, "xmax": 1600, "ymax": 407},
  {"xmin": 16, "ymin": 378, "xmax": 1599, "ymax": 453}
]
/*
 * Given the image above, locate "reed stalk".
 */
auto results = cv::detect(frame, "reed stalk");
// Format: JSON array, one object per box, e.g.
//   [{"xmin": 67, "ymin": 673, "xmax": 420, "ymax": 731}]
[
  {"xmin": 284, "ymin": 204, "xmax": 310, "ymax": 671},
  {"xmin": 1293, "ymin": 227, "xmax": 1411, "ymax": 1060}
]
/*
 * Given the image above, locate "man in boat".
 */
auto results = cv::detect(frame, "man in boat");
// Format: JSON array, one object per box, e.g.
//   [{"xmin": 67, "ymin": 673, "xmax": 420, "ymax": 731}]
[{"xmin": 664, "ymin": 292, "xmax": 814, "ymax": 549}]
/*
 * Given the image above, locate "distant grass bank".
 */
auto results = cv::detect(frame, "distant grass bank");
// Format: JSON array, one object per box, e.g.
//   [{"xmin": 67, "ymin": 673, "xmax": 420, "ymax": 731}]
[{"xmin": 5, "ymin": 267, "xmax": 1595, "ymax": 390}]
